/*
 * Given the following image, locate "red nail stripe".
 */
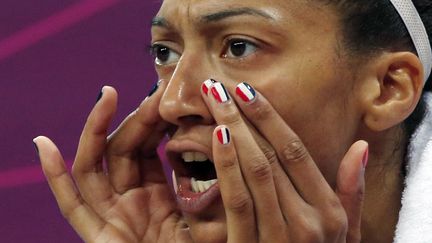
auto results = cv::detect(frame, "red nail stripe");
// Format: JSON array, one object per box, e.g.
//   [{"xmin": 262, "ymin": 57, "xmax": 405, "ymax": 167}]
[
  {"xmin": 217, "ymin": 127, "xmax": 230, "ymax": 145},
  {"xmin": 202, "ymin": 79, "xmax": 215, "ymax": 95},
  {"xmin": 236, "ymin": 82, "xmax": 256, "ymax": 102},
  {"xmin": 362, "ymin": 147, "xmax": 369, "ymax": 168},
  {"xmin": 211, "ymin": 83, "xmax": 229, "ymax": 103}
]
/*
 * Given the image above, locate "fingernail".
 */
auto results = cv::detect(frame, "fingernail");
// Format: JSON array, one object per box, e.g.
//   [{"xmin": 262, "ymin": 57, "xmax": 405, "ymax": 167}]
[
  {"xmin": 216, "ymin": 126, "xmax": 231, "ymax": 145},
  {"xmin": 202, "ymin": 79, "xmax": 216, "ymax": 95},
  {"xmin": 96, "ymin": 88, "xmax": 104, "ymax": 103},
  {"xmin": 148, "ymin": 80, "xmax": 162, "ymax": 97},
  {"xmin": 172, "ymin": 170, "xmax": 178, "ymax": 194},
  {"xmin": 32, "ymin": 140, "xmax": 39, "ymax": 155},
  {"xmin": 236, "ymin": 82, "xmax": 256, "ymax": 102},
  {"xmin": 211, "ymin": 82, "xmax": 230, "ymax": 103},
  {"xmin": 362, "ymin": 146, "xmax": 369, "ymax": 168}
]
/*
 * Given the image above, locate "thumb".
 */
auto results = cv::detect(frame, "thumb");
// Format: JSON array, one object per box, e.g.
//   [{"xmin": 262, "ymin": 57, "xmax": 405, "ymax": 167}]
[{"xmin": 336, "ymin": 140, "xmax": 369, "ymax": 243}]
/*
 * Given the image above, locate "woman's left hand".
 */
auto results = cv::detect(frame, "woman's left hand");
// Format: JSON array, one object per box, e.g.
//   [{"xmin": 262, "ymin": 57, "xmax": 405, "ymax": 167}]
[{"xmin": 201, "ymin": 80, "xmax": 368, "ymax": 243}]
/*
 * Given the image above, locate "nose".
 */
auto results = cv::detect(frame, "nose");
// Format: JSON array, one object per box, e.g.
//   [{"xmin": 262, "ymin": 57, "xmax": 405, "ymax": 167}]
[{"xmin": 159, "ymin": 55, "xmax": 215, "ymax": 126}]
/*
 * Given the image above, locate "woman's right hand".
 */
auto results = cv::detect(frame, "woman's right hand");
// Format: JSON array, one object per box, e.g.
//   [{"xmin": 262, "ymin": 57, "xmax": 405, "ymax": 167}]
[{"xmin": 34, "ymin": 82, "xmax": 192, "ymax": 243}]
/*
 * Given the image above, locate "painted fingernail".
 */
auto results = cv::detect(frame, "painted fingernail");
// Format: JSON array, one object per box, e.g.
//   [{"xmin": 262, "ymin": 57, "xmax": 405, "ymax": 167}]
[
  {"xmin": 202, "ymin": 79, "xmax": 216, "ymax": 95},
  {"xmin": 96, "ymin": 88, "xmax": 104, "ymax": 103},
  {"xmin": 236, "ymin": 82, "xmax": 256, "ymax": 102},
  {"xmin": 172, "ymin": 170, "xmax": 178, "ymax": 194},
  {"xmin": 211, "ymin": 82, "xmax": 230, "ymax": 103},
  {"xmin": 148, "ymin": 80, "xmax": 162, "ymax": 97},
  {"xmin": 32, "ymin": 140, "xmax": 39, "ymax": 155},
  {"xmin": 362, "ymin": 146, "xmax": 369, "ymax": 168},
  {"xmin": 216, "ymin": 126, "xmax": 231, "ymax": 145}
]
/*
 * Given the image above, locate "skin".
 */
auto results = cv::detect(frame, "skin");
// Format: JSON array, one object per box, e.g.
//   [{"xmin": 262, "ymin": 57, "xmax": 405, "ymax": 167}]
[{"xmin": 34, "ymin": 0, "xmax": 424, "ymax": 242}]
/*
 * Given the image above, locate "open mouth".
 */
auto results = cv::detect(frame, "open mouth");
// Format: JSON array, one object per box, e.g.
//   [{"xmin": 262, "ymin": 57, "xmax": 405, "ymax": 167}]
[
  {"xmin": 183, "ymin": 152, "xmax": 218, "ymax": 193},
  {"xmin": 165, "ymin": 143, "xmax": 222, "ymax": 213},
  {"xmin": 169, "ymin": 151, "xmax": 218, "ymax": 193}
]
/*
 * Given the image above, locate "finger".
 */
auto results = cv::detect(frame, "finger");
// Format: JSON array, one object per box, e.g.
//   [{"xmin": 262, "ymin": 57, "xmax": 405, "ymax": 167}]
[
  {"xmin": 251, "ymin": 131, "xmax": 307, "ymax": 221},
  {"xmin": 232, "ymin": 82, "xmax": 336, "ymax": 205},
  {"xmin": 106, "ymin": 80, "xmax": 169, "ymax": 193},
  {"xmin": 107, "ymin": 80, "xmax": 167, "ymax": 156},
  {"xmin": 336, "ymin": 141, "xmax": 368, "ymax": 243},
  {"xmin": 272, "ymin": 161, "xmax": 310, "ymax": 222},
  {"xmin": 205, "ymin": 79, "xmax": 306, "ymax": 221},
  {"xmin": 212, "ymin": 126, "xmax": 257, "ymax": 243},
  {"xmin": 203, "ymin": 81, "xmax": 285, "ymax": 241},
  {"xmin": 73, "ymin": 86, "xmax": 117, "ymax": 210},
  {"xmin": 220, "ymin": 95, "xmax": 307, "ymax": 222},
  {"xmin": 34, "ymin": 136, "xmax": 106, "ymax": 242}
]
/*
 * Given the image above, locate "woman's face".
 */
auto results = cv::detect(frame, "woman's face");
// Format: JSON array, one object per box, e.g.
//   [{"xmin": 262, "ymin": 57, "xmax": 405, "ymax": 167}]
[{"xmin": 152, "ymin": 0, "xmax": 363, "ymax": 242}]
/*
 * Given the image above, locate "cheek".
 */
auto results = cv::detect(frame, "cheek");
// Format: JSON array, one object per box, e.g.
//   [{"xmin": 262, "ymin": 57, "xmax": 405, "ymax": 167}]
[{"xmin": 259, "ymin": 76, "xmax": 357, "ymax": 187}]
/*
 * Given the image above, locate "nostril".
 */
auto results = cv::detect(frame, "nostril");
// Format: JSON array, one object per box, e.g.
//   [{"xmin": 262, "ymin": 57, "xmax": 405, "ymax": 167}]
[
  {"xmin": 166, "ymin": 126, "xmax": 178, "ymax": 140},
  {"xmin": 178, "ymin": 115, "xmax": 204, "ymax": 124}
]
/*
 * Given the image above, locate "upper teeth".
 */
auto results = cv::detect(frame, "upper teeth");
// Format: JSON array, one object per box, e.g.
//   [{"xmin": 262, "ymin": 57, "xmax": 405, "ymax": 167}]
[{"xmin": 182, "ymin": 151, "xmax": 209, "ymax": 162}]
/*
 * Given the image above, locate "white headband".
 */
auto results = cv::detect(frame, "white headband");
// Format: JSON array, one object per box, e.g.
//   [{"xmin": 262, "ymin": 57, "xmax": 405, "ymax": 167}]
[{"xmin": 389, "ymin": 0, "xmax": 432, "ymax": 84}]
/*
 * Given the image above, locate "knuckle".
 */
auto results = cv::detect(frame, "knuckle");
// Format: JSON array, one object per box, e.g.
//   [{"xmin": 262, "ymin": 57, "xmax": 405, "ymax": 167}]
[
  {"xmin": 248, "ymin": 158, "xmax": 273, "ymax": 183},
  {"xmin": 218, "ymin": 157, "xmax": 237, "ymax": 171},
  {"xmin": 325, "ymin": 197, "xmax": 344, "ymax": 212},
  {"xmin": 280, "ymin": 139, "xmax": 309, "ymax": 164},
  {"xmin": 321, "ymin": 203, "xmax": 348, "ymax": 237},
  {"xmin": 261, "ymin": 147, "xmax": 278, "ymax": 166},
  {"xmin": 293, "ymin": 210, "xmax": 347, "ymax": 242},
  {"xmin": 220, "ymin": 107, "xmax": 243, "ymax": 126},
  {"xmin": 295, "ymin": 219, "xmax": 322, "ymax": 243},
  {"xmin": 325, "ymin": 215, "xmax": 348, "ymax": 237},
  {"xmin": 226, "ymin": 192, "xmax": 253, "ymax": 215},
  {"xmin": 248, "ymin": 102, "xmax": 274, "ymax": 121}
]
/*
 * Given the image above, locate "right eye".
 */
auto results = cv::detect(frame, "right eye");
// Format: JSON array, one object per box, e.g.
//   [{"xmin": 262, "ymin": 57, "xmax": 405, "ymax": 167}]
[{"xmin": 150, "ymin": 44, "xmax": 180, "ymax": 66}]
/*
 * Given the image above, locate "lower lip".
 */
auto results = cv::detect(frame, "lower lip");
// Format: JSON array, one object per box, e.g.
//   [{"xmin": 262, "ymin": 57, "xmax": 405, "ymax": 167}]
[{"xmin": 176, "ymin": 176, "xmax": 221, "ymax": 214}]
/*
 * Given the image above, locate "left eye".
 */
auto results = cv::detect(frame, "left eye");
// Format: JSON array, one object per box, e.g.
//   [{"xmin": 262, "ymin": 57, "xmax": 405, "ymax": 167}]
[
  {"xmin": 150, "ymin": 44, "xmax": 180, "ymax": 66},
  {"xmin": 223, "ymin": 39, "xmax": 257, "ymax": 58}
]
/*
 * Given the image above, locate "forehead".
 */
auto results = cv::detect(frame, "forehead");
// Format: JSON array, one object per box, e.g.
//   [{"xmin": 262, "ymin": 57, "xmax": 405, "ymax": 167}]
[{"xmin": 156, "ymin": 0, "xmax": 335, "ymax": 28}]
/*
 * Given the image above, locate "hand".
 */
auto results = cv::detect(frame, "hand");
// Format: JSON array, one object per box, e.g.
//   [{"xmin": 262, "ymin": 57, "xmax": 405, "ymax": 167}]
[
  {"xmin": 202, "ymin": 81, "xmax": 368, "ymax": 243},
  {"xmin": 34, "ymin": 83, "xmax": 192, "ymax": 243}
]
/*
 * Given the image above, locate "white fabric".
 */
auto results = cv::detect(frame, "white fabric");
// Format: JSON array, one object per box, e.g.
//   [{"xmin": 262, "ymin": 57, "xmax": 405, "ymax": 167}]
[
  {"xmin": 389, "ymin": 0, "xmax": 432, "ymax": 84},
  {"xmin": 394, "ymin": 92, "xmax": 432, "ymax": 243}
]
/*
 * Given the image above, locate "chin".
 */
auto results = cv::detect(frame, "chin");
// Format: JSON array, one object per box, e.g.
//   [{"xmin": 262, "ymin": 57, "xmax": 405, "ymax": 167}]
[{"xmin": 183, "ymin": 197, "xmax": 227, "ymax": 243}]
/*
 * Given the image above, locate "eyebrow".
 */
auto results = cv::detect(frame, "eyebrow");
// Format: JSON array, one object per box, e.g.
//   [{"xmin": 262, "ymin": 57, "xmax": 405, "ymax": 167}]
[
  {"xmin": 151, "ymin": 7, "xmax": 274, "ymax": 28},
  {"xmin": 151, "ymin": 16, "xmax": 170, "ymax": 28},
  {"xmin": 201, "ymin": 7, "xmax": 274, "ymax": 23}
]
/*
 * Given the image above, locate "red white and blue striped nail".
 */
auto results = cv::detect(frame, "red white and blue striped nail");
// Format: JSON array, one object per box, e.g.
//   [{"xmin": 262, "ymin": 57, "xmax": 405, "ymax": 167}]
[
  {"xmin": 216, "ymin": 126, "xmax": 231, "ymax": 145},
  {"xmin": 202, "ymin": 79, "xmax": 216, "ymax": 95},
  {"xmin": 236, "ymin": 82, "xmax": 256, "ymax": 102},
  {"xmin": 211, "ymin": 82, "xmax": 230, "ymax": 103}
]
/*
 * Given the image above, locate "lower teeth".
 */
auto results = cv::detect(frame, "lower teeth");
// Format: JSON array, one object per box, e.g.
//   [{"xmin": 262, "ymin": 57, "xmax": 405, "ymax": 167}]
[{"xmin": 191, "ymin": 177, "xmax": 218, "ymax": 193}]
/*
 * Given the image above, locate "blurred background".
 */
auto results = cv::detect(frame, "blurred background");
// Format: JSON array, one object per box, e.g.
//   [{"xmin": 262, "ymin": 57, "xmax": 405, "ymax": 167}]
[{"xmin": 0, "ymin": 0, "xmax": 160, "ymax": 242}]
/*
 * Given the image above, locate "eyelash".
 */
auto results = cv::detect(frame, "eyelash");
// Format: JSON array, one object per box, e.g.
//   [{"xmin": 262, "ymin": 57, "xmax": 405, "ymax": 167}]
[
  {"xmin": 222, "ymin": 38, "xmax": 259, "ymax": 60},
  {"xmin": 148, "ymin": 38, "xmax": 260, "ymax": 66},
  {"xmin": 148, "ymin": 44, "xmax": 181, "ymax": 66}
]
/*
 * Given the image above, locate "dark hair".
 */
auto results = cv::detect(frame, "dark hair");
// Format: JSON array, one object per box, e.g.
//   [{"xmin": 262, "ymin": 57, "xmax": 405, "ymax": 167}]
[{"xmin": 325, "ymin": 0, "xmax": 431, "ymax": 167}]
